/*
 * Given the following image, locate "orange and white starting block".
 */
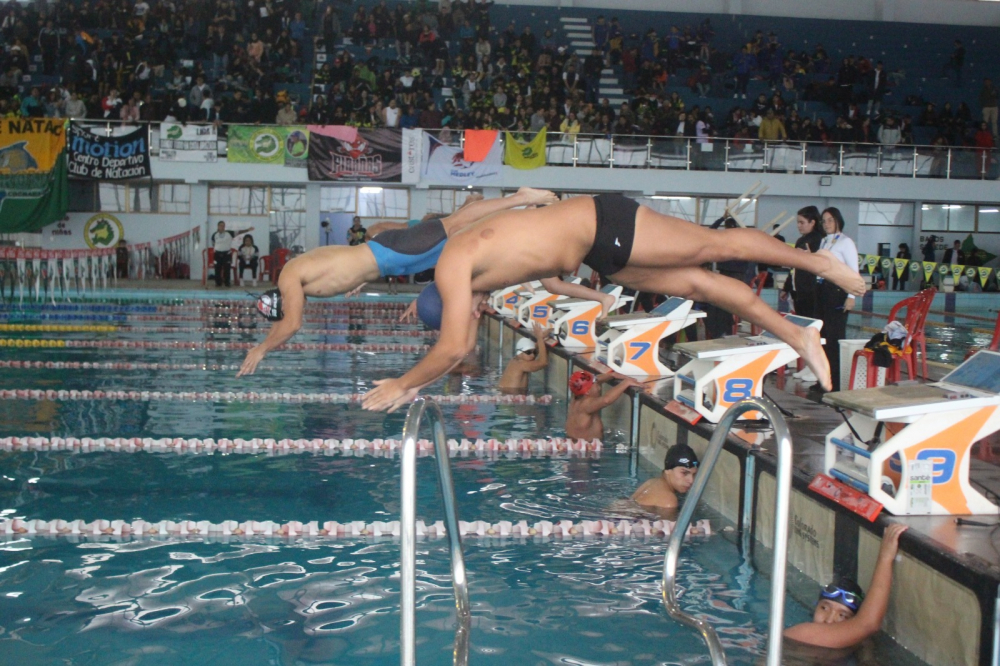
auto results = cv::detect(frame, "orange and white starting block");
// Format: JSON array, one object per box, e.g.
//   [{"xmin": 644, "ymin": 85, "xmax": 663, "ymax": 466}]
[
  {"xmin": 489, "ymin": 281, "xmax": 539, "ymax": 319},
  {"xmin": 593, "ymin": 297, "xmax": 704, "ymax": 377},
  {"xmin": 672, "ymin": 315, "xmax": 823, "ymax": 423},
  {"xmin": 823, "ymin": 350, "xmax": 1000, "ymax": 516},
  {"xmin": 514, "ymin": 277, "xmax": 583, "ymax": 331},
  {"xmin": 550, "ymin": 285, "xmax": 630, "ymax": 351}
]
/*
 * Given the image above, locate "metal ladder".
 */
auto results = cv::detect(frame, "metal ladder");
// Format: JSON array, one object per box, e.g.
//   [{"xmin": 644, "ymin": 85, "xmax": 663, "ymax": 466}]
[
  {"xmin": 400, "ymin": 398, "xmax": 471, "ymax": 666},
  {"xmin": 663, "ymin": 396, "xmax": 794, "ymax": 666}
]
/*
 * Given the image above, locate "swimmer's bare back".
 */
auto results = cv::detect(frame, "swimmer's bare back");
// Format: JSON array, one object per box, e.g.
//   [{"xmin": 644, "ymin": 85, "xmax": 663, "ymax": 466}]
[{"xmin": 292, "ymin": 244, "xmax": 382, "ymax": 298}]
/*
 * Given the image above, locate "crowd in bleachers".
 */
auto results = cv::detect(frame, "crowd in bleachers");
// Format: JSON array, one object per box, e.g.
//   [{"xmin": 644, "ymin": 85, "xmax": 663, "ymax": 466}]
[{"xmin": 0, "ymin": 0, "xmax": 995, "ymax": 157}]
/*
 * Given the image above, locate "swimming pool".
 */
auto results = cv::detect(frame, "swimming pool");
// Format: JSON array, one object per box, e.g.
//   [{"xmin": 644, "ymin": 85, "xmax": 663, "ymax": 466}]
[{"xmin": 0, "ymin": 293, "xmax": 928, "ymax": 665}]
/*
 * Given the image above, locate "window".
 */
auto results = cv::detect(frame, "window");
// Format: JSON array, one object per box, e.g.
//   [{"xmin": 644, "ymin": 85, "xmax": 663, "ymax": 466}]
[
  {"xmin": 129, "ymin": 183, "xmax": 154, "ymax": 212},
  {"xmin": 637, "ymin": 196, "xmax": 697, "ymax": 223},
  {"xmin": 69, "ymin": 182, "xmax": 191, "ymax": 213},
  {"xmin": 158, "ymin": 184, "xmax": 191, "ymax": 213},
  {"xmin": 427, "ymin": 189, "xmax": 474, "ymax": 215},
  {"xmin": 977, "ymin": 206, "xmax": 1000, "ymax": 233},
  {"xmin": 859, "ymin": 202, "xmax": 913, "ymax": 226},
  {"xmin": 98, "ymin": 183, "xmax": 127, "ymax": 212},
  {"xmin": 209, "ymin": 186, "xmax": 269, "ymax": 215},
  {"xmin": 357, "ymin": 187, "xmax": 409, "ymax": 218},
  {"xmin": 921, "ymin": 204, "xmax": 974, "ymax": 232},
  {"xmin": 320, "ymin": 186, "xmax": 357, "ymax": 212},
  {"xmin": 698, "ymin": 197, "xmax": 756, "ymax": 227},
  {"xmin": 270, "ymin": 187, "xmax": 306, "ymax": 212}
]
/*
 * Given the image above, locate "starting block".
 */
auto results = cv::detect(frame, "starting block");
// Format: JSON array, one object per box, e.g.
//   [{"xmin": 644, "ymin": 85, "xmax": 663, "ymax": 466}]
[
  {"xmin": 550, "ymin": 285, "xmax": 630, "ymax": 351},
  {"xmin": 823, "ymin": 350, "xmax": 1000, "ymax": 516},
  {"xmin": 514, "ymin": 277, "xmax": 583, "ymax": 331},
  {"xmin": 489, "ymin": 281, "xmax": 539, "ymax": 318},
  {"xmin": 594, "ymin": 297, "xmax": 705, "ymax": 376},
  {"xmin": 673, "ymin": 315, "xmax": 823, "ymax": 423}
]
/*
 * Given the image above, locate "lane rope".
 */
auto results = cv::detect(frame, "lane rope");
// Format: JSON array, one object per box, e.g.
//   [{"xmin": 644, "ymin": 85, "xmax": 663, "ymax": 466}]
[
  {"xmin": 0, "ymin": 517, "xmax": 711, "ymax": 540},
  {"xmin": 0, "ymin": 390, "xmax": 553, "ymax": 404},
  {"xmin": 0, "ymin": 324, "xmax": 436, "ymax": 338},
  {"xmin": 0, "ymin": 339, "xmax": 430, "ymax": 351},
  {"xmin": 0, "ymin": 436, "xmax": 597, "ymax": 455},
  {"xmin": 0, "ymin": 313, "xmax": 415, "ymax": 325}
]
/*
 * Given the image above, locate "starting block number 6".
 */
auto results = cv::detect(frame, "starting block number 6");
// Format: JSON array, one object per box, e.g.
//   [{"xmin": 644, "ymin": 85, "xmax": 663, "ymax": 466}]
[
  {"xmin": 571, "ymin": 321, "xmax": 590, "ymax": 335},
  {"xmin": 722, "ymin": 378, "xmax": 754, "ymax": 402}
]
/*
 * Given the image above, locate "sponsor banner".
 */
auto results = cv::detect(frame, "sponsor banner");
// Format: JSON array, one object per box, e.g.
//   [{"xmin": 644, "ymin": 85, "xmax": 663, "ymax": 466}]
[
  {"xmin": 504, "ymin": 129, "xmax": 546, "ymax": 169},
  {"xmin": 401, "ymin": 128, "xmax": 421, "ymax": 184},
  {"xmin": 227, "ymin": 125, "xmax": 309, "ymax": 167},
  {"xmin": 307, "ymin": 127, "xmax": 401, "ymax": 181},
  {"xmin": 0, "ymin": 117, "xmax": 66, "ymax": 173},
  {"xmin": 68, "ymin": 124, "xmax": 150, "ymax": 180},
  {"xmin": 422, "ymin": 132, "xmax": 502, "ymax": 186},
  {"xmin": 894, "ymin": 258, "xmax": 908, "ymax": 279},
  {"xmin": 158, "ymin": 123, "xmax": 219, "ymax": 162}
]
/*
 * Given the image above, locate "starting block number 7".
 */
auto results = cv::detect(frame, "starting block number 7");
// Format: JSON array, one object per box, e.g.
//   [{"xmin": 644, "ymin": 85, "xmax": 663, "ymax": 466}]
[
  {"xmin": 722, "ymin": 378, "xmax": 754, "ymax": 402},
  {"xmin": 628, "ymin": 341, "xmax": 652, "ymax": 360}
]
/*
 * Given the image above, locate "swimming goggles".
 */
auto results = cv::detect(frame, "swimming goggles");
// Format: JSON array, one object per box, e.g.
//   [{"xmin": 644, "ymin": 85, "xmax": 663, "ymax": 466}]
[{"xmin": 819, "ymin": 584, "xmax": 862, "ymax": 612}]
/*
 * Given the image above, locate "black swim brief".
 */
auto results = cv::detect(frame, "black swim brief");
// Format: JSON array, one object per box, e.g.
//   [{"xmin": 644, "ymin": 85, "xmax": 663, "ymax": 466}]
[{"xmin": 581, "ymin": 193, "xmax": 638, "ymax": 277}]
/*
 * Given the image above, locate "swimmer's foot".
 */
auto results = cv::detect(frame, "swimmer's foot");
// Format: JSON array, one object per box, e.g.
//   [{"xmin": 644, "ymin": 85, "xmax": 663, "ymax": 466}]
[
  {"xmin": 797, "ymin": 326, "xmax": 832, "ymax": 392},
  {"xmin": 598, "ymin": 292, "xmax": 617, "ymax": 319},
  {"xmin": 816, "ymin": 249, "xmax": 866, "ymax": 297}
]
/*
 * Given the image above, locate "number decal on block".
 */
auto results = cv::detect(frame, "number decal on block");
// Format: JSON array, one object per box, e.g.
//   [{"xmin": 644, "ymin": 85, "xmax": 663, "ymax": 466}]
[
  {"xmin": 628, "ymin": 341, "xmax": 651, "ymax": 361},
  {"xmin": 505, "ymin": 295, "xmax": 518, "ymax": 305},
  {"xmin": 571, "ymin": 321, "xmax": 590, "ymax": 336},
  {"xmin": 532, "ymin": 305, "xmax": 548, "ymax": 318},
  {"xmin": 722, "ymin": 378, "xmax": 754, "ymax": 402},
  {"xmin": 916, "ymin": 449, "xmax": 957, "ymax": 485}
]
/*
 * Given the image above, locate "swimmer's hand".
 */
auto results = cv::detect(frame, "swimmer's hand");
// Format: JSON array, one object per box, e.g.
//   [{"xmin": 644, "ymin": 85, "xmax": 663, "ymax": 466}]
[
  {"xmin": 516, "ymin": 187, "xmax": 560, "ymax": 207},
  {"xmin": 237, "ymin": 346, "xmax": 266, "ymax": 377},
  {"xmin": 362, "ymin": 378, "xmax": 419, "ymax": 413},
  {"xmin": 399, "ymin": 299, "xmax": 418, "ymax": 323},
  {"xmin": 879, "ymin": 523, "xmax": 907, "ymax": 561},
  {"xmin": 345, "ymin": 283, "xmax": 367, "ymax": 298}
]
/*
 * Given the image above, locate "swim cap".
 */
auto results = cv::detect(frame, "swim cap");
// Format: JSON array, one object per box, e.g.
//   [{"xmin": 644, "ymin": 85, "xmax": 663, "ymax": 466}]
[
  {"xmin": 515, "ymin": 337, "xmax": 537, "ymax": 354},
  {"xmin": 664, "ymin": 443, "xmax": 699, "ymax": 470},
  {"xmin": 256, "ymin": 289, "xmax": 283, "ymax": 321},
  {"xmin": 569, "ymin": 371, "xmax": 595, "ymax": 397},
  {"xmin": 416, "ymin": 282, "xmax": 443, "ymax": 330},
  {"xmin": 819, "ymin": 577, "xmax": 864, "ymax": 613}
]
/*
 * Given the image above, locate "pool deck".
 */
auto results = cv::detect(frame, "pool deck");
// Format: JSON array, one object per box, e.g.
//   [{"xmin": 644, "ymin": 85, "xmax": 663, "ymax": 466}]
[{"xmin": 487, "ymin": 313, "xmax": 1000, "ymax": 666}]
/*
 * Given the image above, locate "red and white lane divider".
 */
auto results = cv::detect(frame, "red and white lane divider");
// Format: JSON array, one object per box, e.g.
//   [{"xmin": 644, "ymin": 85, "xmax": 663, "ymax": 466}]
[
  {"xmin": 9, "ymin": 315, "xmax": 421, "ymax": 325},
  {"xmin": 61, "ymin": 340, "xmax": 430, "ymax": 352},
  {"xmin": 0, "ymin": 517, "xmax": 711, "ymax": 540},
  {"xmin": 0, "ymin": 436, "xmax": 596, "ymax": 455},
  {"xmin": 94, "ymin": 325, "xmax": 436, "ymax": 338},
  {"xmin": 0, "ymin": 361, "xmax": 255, "ymax": 371},
  {"xmin": 0, "ymin": 390, "xmax": 553, "ymax": 404}
]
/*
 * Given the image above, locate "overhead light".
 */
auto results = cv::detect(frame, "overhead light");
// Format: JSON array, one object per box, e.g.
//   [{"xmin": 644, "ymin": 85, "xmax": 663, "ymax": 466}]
[
  {"xmin": 921, "ymin": 205, "xmax": 931, "ymax": 210},
  {"xmin": 981, "ymin": 209, "xmax": 999, "ymax": 213},
  {"xmin": 360, "ymin": 187, "xmax": 383, "ymax": 194},
  {"xmin": 650, "ymin": 196, "xmax": 691, "ymax": 200}
]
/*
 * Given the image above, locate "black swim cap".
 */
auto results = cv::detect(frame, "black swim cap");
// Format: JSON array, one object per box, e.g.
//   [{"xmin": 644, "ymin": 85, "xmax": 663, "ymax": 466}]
[
  {"xmin": 664, "ymin": 443, "xmax": 699, "ymax": 470},
  {"xmin": 256, "ymin": 289, "xmax": 283, "ymax": 321}
]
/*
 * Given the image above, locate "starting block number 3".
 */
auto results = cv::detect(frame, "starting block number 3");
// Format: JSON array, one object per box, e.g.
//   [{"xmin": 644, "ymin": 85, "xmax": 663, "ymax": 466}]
[{"xmin": 722, "ymin": 378, "xmax": 754, "ymax": 402}]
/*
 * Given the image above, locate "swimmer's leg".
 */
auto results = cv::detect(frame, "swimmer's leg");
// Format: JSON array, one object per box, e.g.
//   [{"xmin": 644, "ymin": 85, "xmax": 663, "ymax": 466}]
[
  {"xmin": 627, "ymin": 207, "xmax": 866, "ymax": 297},
  {"xmin": 618, "ymin": 266, "xmax": 832, "ymax": 390}
]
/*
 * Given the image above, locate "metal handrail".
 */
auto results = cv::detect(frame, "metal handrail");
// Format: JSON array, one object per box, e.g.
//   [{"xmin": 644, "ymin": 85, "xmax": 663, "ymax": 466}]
[
  {"xmin": 400, "ymin": 398, "xmax": 470, "ymax": 666},
  {"xmin": 663, "ymin": 396, "xmax": 794, "ymax": 666}
]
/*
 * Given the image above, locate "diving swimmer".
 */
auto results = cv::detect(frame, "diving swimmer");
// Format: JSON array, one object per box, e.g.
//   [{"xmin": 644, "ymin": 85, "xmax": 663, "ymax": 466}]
[
  {"xmin": 361, "ymin": 193, "xmax": 866, "ymax": 412},
  {"xmin": 236, "ymin": 187, "xmax": 559, "ymax": 377}
]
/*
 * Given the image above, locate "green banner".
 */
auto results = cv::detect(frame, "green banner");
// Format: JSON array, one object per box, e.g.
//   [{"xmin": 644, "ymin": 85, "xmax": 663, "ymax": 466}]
[
  {"xmin": 227, "ymin": 126, "xmax": 309, "ymax": 167},
  {"xmin": 0, "ymin": 153, "xmax": 69, "ymax": 233}
]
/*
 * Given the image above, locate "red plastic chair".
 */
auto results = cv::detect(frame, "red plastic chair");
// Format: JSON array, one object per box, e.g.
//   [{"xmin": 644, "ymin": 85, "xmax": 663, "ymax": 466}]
[
  {"xmin": 271, "ymin": 248, "xmax": 292, "ymax": 283},
  {"xmin": 849, "ymin": 287, "xmax": 936, "ymax": 388},
  {"xmin": 201, "ymin": 248, "xmax": 238, "ymax": 286},
  {"xmin": 732, "ymin": 271, "xmax": 770, "ymax": 335}
]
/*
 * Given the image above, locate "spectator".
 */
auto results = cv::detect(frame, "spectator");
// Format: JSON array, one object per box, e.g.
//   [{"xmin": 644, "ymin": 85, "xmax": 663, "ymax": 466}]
[
  {"xmin": 943, "ymin": 240, "xmax": 965, "ymax": 265},
  {"xmin": 975, "ymin": 121, "xmax": 995, "ymax": 175},
  {"xmin": 942, "ymin": 38, "xmax": 965, "ymax": 85},
  {"xmin": 866, "ymin": 61, "xmax": 887, "ymax": 117},
  {"xmin": 759, "ymin": 109, "xmax": 787, "ymax": 141},
  {"xmin": 275, "ymin": 101, "xmax": 297, "ymax": 125},
  {"xmin": 65, "ymin": 92, "xmax": 86, "ymax": 119},
  {"xmin": 981, "ymin": 78, "xmax": 998, "ymax": 138},
  {"xmin": 877, "ymin": 116, "xmax": 901, "ymax": 146}
]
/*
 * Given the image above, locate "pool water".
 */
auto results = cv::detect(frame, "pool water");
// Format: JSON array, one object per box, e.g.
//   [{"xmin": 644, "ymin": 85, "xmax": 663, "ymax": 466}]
[{"xmin": 0, "ymin": 295, "xmax": 927, "ymax": 665}]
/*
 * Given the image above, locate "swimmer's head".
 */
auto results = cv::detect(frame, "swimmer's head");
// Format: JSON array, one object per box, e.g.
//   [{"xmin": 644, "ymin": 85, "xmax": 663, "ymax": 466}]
[
  {"xmin": 515, "ymin": 336, "xmax": 537, "ymax": 358},
  {"xmin": 569, "ymin": 371, "xmax": 595, "ymax": 397},
  {"xmin": 814, "ymin": 578, "xmax": 864, "ymax": 623},
  {"xmin": 416, "ymin": 282, "xmax": 489, "ymax": 330},
  {"xmin": 663, "ymin": 443, "xmax": 699, "ymax": 494},
  {"xmin": 255, "ymin": 288, "xmax": 284, "ymax": 321}
]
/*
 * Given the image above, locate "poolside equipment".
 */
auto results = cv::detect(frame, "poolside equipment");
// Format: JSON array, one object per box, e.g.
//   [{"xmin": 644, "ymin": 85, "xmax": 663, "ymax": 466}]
[
  {"xmin": 514, "ymin": 276, "xmax": 585, "ymax": 330},
  {"xmin": 548, "ymin": 284, "xmax": 630, "ymax": 350},
  {"xmin": 594, "ymin": 297, "xmax": 705, "ymax": 376},
  {"xmin": 824, "ymin": 349, "xmax": 1000, "ymax": 516},
  {"xmin": 672, "ymin": 314, "xmax": 823, "ymax": 423}
]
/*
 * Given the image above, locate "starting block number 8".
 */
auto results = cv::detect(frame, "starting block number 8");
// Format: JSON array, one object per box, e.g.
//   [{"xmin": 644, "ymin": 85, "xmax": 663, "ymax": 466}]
[{"xmin": 722, "ymin": 378, "xmax": 754, "ymax": 402}]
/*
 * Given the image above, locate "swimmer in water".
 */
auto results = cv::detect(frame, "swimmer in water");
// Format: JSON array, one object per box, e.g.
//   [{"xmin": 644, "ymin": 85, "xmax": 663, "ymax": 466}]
[
  {"xmin": 631, "ymin": 443, "xmax": 699, "ymax": 518},
  {"xmin": 237, "ymin": 187, "xmax": 560, "ymax": 377},
  {"xmin": 564, "ymin": 370, "xmax": 641, "ymax": 440},
  {"xmin": 361, "ymin": 194, "xmax": 865, "ymax": 412},
  {"xmin": 784, "ymin": 523, "xmax": 908, "ymax": 650},
  {"xmin": 498, "ymin": 327, "xmax": 551, "ymax": 393}
]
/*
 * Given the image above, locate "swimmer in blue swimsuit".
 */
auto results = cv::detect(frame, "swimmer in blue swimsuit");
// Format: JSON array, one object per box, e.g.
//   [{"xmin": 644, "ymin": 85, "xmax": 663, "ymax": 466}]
[{"xmin": 236, "ymin": 187, "xmax": 559, "ymax": 377}]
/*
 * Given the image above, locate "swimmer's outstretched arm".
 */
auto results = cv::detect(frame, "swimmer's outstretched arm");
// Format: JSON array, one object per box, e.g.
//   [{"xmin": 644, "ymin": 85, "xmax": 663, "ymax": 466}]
[
  {"xmin": 784, "ymin": 523, "xmax": 908, "ymax": 648},
  {"xmin": 236, "ymin": 270, "xmax": 305, "ymax": 377},
  {"xmin": 362, "ymin": 261, "xmax": 481, "ymax": 412},
  {"xmin": 539, "ymin": 277, "xmax": 616, "ymax": 318},
  {"xmin": 440, "ymin": 187, "xmax": 558, "ymax": 236}
]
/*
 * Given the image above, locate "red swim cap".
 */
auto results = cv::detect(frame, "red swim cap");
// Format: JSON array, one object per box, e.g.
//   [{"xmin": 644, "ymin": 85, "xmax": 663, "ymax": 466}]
[{"xmin": 569, "ymin": 371, "xmax": 595, "ymax": 397}]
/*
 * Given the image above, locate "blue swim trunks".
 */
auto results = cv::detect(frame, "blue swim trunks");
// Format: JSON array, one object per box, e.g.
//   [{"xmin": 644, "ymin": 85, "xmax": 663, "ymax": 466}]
[{"xmin": 368, "ymin": 217, "xmax": 447, "ymax": 276}]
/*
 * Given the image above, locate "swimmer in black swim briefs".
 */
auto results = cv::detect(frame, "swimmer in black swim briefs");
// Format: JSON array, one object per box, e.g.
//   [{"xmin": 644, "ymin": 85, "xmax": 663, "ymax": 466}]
[{"xmin": 362, "ymin": 194, "xmax": 869, "ymax": 412}]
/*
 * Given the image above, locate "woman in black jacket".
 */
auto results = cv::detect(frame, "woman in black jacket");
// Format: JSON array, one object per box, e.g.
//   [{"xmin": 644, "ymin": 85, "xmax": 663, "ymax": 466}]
[{"xmin": 784, "ymin": 205, "xmax": 825, "ymax": 318}]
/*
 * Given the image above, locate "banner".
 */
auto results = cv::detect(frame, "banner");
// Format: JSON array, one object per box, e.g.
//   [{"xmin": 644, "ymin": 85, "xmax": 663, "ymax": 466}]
[
  {"xmin": 0, "ymin": 118, "xmax": 69, "ymax": 233},
  {"xmin": 68, "ymin": 124, "xmax": 150, "ymax": 180},
  {"xmin": 158, "ymin": 123, "xmax": 218, "ymax": 162},
  {"xmin": 401, "ymin": 128, "xmax": 421, "ymax": 184},
  {"xmin": 505, "ymin": 129, "xmax": 546, "ymax": 170},
  {"xmin": 422, "ymin": 131, "xmax": 502, "ymax": 186},
  {"xmin": 950, "ymin": 264, "xmax": 965, "ymax": 283},
  {"xmin": 979, "ymin": 267, "xmax": 993, "ymax": 288},
  {"xmin": 864, "ymin": 254, "xmax": 878, "ymax": 274},
  {"xmin": 464, "ymin": 130, "xmax": 499, "ymax": 162},
  {"xmin": 227, "ymin": 125, "xmax": 309, "ymax": 167},
  {"xmin": 894, "ymin": 258, "xmax": 908, "ymax": 279},
  {"xmin": 307, "ymin": 127, "xmax": 401, "ymax": 182},
  {"xmin": 922, "ymin": 261, "xmax": 936, "ymax": 282}
]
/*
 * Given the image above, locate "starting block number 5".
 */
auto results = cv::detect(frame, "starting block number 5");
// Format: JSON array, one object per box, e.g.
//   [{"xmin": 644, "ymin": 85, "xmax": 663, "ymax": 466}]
[
  {"xmin": 722, "ymin": 378, "xmax": 754, "ymax": 402},
  {"xmin": 532, "ymin": 305, "xmax": 548, "ymax": 318}
]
